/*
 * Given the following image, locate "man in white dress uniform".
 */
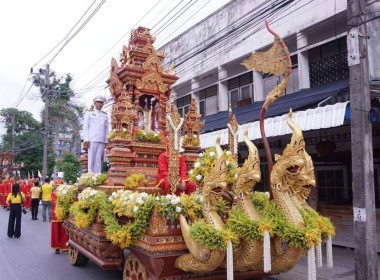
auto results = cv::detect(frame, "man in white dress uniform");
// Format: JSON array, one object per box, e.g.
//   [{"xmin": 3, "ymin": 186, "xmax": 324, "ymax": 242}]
[{"xmin": 83, "ymin": 96, "xmax": 108, "ymax": 173}]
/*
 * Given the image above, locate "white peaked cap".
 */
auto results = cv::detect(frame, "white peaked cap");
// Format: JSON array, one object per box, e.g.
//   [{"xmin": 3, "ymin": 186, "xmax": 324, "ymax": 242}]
[{"xmin": 93, "ymin": 96, "xmax": 106, "ymax": 103}]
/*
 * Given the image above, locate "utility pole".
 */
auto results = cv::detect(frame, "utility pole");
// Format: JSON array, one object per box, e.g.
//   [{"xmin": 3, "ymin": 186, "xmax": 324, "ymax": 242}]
[
  {"xmin": 11, "ymin": 114, "xmax": 15, "ymax": 152},
  {"xmin": 347, "ymin": 1, "xmax": 378, "ymax": 279},
  {"xmin": 42, "ymin": 64, "xmax": 50, "ymax": 180}
]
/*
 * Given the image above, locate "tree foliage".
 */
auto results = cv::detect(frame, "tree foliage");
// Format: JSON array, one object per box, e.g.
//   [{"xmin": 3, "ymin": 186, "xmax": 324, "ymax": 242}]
[
  {"xmin": 0, "ymin": 108, "xmax": 43, "ymax": 177},
  {"xmin": 40, "ymin": 73, "xmax": 84, "ymax": 153},
  {"xmin": 56, "ymin": 153, "xmax": 81, "ymax": 183}
]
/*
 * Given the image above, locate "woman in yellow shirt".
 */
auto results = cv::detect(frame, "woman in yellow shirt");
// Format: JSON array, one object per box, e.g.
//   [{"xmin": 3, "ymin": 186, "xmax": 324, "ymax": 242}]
[{"xmin": 6, "ymin": 183, "xmax": 26, "ymax": 238}]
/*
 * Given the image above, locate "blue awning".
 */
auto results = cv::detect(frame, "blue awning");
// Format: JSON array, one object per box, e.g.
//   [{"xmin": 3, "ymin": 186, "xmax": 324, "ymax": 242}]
[
  {"xmin": 201, "ymin": 79, "xmax": 349, "ymax": 133},
  {"xmin": 345, "ymin": 105, "xmax": 380, "ymax": 122}
]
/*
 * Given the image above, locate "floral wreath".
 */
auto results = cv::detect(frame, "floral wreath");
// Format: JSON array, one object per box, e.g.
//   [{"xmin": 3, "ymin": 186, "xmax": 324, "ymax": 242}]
[{"xmin": 189, "ymin": 147, "xmax": 238, "ymax": 185}]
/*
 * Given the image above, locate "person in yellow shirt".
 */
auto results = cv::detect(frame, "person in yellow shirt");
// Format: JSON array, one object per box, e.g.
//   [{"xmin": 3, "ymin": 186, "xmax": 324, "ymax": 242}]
[
  {"xmin": 41, "ymin": 178, "xmax": 53, "ymax": 222},
  {"xmin": 30, "ymin": 181, "xmax": 41, "ymax": 220},
  {"xmin": 6, "ymin": 183, "xmax": 26, "ymax": 238}
]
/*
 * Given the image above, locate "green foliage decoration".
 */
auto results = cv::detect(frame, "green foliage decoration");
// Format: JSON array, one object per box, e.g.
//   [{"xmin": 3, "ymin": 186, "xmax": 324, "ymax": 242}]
[
  {"xmin": 182, "ymin": 135, "xmax": 199, "ymax": 147},
  {"xmin": 100, "ymin": 193, "xmax": 156, "ymax": 248},
  {"xmin": 135, "ymin": 130, "xmax": 162, "ymax": 142},
  {"xmin": 123, "ymin": 174, "xmax": 147, "ymax": 190},
  {"xmin": 215, "ymin": 197, "xmax": 227, "ymax": 217},
  {"xmin": 77, "ymin": 173, "xmax": 107, "ymax": 187},
  {"xmin": 155, "ymin": 193, "xmax": 203, "ymax": 223},
  {"xmin": 189, "ymin": 220, "xmax": 240, "ymax": 251},
  {"xmin": 250, "ymin": 192, "xmax": 323, "ymax": 249},
  {"xmin": 69, "ymin": 188, "xmax": 107, "ymax": 228},
  {"xmin": 55, "ymin": 185, "xmax": 77, "ymax": 221},
  {"xmin": 189, "ymin": 147, "xmax": 238, "ymax": 185},
  {"xmin": 298, "ymin": 207, "xmax": 335, "ymax": 240},
  {"xmin": 226, "ymin": 207, "xmax": 273, "ymax": 241},
  {"xmin": 107, "ymin": 129, "xmax": 131, "ymax": 141}
]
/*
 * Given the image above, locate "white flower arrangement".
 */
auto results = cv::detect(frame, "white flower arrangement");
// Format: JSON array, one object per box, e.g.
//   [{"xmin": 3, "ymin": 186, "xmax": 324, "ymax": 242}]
[
  {"xmin": 78, "ymin": 187, "xmax": 99, "ymax": 202},
  {"xmin": 194, "ymin": 161, "xmax": 201, "ymax": 168},
  {"xmin": 109, "ymin": 190, "xmax": 150, "ymax": 218},
  {"xmin": 196, "ymin": 174, "xmax": 203, "ymax": 181},
  {"xmin": 78, "ymin": 173, "xmax": 107, "ymax": 187},
  {"xmin": 209, "ymin": 151, "xmax": 216, "ymax": 157},
  {"xmin": 56, "ymin": 185, "xmax": 77, "ymax": 198}
]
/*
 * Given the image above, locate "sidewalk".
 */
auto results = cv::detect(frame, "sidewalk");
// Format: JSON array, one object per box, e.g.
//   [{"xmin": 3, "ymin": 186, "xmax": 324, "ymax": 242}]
[{"xmin": 265, "ymin": 245, "xmax": 380, "ymax": 280}]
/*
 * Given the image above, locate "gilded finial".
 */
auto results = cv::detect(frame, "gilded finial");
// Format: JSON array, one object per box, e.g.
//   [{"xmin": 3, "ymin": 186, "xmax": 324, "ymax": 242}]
[{"xmin": 167, "ymin": 61, "xmax": 175, "ymax": 75}]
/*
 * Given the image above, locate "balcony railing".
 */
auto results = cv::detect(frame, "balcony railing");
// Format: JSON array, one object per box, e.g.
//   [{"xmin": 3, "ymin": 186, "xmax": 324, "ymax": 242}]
[{"xmin": 310, "ymin": 52, "xmax": 348, "ymax": 88}]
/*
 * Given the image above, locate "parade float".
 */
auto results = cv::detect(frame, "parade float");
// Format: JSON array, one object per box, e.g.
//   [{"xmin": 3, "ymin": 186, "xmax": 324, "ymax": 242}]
[{"xmin": 61, "ymin": 24, "xmax": 335, "ymax": 280}]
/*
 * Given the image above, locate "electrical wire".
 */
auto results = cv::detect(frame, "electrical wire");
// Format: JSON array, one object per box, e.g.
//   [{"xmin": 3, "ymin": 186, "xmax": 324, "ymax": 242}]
[
  {"xmin": 47, "ymin": 0, "xmax": 108, "ymax": 66},
  {"xmin": 153, "ymin": 0, "xmax": 199, "ymax": 36},
  {"xmin": 72, "ymin": 0, "xmax": 165, "ymax": 86},
  {"xmin": 32, "ymin": 0, "xmax": 98, "ymax": 68},
  {"xmin": 69, "ymin": 0, "xmax": 296, "ymax": 102}
]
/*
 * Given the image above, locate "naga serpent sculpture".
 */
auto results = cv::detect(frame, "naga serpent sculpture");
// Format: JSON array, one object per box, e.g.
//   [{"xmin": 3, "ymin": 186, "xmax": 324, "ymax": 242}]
[
  {"xmin": 175, "ymin": 135, "xmax": 228, "ymax": 273},
  {"xmin": 243, "ymin": 21, "xmax": 308, "ymax": 274},
  {"xmin": 290, "ymin": 150, "xmax": 316, "ymax": 211},
  {"xmin": 228, "ymin": 129, "xmax": 263, "ymax": 271},
  {"xmin": 267, "ymin": 110, "xmax": 308, "ymax": 274}
]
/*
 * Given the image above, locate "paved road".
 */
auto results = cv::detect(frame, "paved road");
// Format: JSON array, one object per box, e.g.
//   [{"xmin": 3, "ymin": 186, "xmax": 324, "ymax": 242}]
[
  {"xmin": 2, "ymin": 206, "xmax": 379, "ymax": 280},
  {"xmin": 0, "ymin": 207, "xmax": 122, "ymax": 280}
]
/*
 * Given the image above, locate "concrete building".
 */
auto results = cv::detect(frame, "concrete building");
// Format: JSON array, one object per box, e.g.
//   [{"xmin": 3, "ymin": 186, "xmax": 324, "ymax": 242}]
[
  {"xmin": 54, "ymin": 133, "xmax": 81, "ymax": 161},
  {"xmin": 159, "ymin": 0, "xmax": 380, "ymax": 251}
]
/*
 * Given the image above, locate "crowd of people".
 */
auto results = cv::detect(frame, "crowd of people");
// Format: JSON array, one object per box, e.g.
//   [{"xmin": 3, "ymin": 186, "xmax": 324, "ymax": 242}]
[{"xmin": 1, "ymin": 176, "xmax": 69, "ymax": 254}]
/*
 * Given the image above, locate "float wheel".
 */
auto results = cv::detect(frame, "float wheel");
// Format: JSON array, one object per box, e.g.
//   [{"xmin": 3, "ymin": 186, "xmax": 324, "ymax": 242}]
[{"xmin": 69, "ymin": 246, "xmax": 89, "ymax": 266}]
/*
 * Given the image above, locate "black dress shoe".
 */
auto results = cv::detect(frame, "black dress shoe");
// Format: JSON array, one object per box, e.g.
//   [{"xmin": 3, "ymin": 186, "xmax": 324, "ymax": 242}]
[{"xmin": 55, "ymin": 249, "xmax": 60, "ymax": 254}]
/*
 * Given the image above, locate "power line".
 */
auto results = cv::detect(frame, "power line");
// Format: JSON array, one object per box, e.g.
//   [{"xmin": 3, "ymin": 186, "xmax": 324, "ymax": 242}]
[
  {"xmin": 72, "ymin": 0, "xmax": 165, "ymax": 86},
  {"xmin": 47, "ymin": 0, "xmax": 108, "ymax": 66},
  {"xmin": 70, "ymin": 0, "xmax": 294, "ymax": 102},
  {"xmin": 32, "ymin": 0, "xmax": 98, "ymax": 68}
]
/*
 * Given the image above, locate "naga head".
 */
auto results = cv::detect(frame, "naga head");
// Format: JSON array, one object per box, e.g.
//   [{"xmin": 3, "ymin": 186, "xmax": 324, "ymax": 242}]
[
  {"xmin": 292, "ymin": 151, "xmax": 316, "ymax": 203},
  {"xmin": 234, "ymin": 129, "xmax": 261, "ymax": 196},
  {"xmin": 272, "ymin": 109, "xmax": 306, "ymax": 191},
  {"xmin": 202, "ymin": 135, "xmax": 228, "ymax": 209}
]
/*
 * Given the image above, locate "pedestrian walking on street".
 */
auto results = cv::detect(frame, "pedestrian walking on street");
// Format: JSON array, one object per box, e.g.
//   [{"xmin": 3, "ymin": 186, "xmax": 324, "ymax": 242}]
[
  {"xmin": 30, "ymin": 181, "xmax": 41, "ymax": 220},
  {"xmin": 6, "ymin": 183, "xmax": 26, "ymax": 238},
  {"xmin": 41, "ymin": 177, "xmax": 53, "ymax": 222}
]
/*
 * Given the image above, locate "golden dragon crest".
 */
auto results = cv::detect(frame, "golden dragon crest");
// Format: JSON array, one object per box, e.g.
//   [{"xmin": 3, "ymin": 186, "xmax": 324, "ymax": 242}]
[
  {"xmin": 229, "ymin": 129, "xmax": 263, "ymax": 271},
  {"xmin": 175, "ymin": 135, "xmax": 228, "ymax": 272}
]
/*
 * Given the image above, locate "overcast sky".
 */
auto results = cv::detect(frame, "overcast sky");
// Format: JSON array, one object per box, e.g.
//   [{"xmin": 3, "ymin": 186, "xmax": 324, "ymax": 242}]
[{"xmin": 0, "ymin": 0, "xmax": 230, "ymax": 134}]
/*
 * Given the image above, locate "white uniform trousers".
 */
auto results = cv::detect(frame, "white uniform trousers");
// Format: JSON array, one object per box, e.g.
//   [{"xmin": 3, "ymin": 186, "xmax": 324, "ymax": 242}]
[{"xmin": 88, "ymin": 142, "xmax": 105, "ymax": 173}]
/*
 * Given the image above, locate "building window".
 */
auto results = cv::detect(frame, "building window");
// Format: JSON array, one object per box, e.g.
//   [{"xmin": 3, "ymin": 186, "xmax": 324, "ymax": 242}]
[
  {"xmin": 228, "ymin": 72, "xmax": 253, "ymax": 108},
  {"xmin": 316, "ymin": 166, "xmax": 349, "ymax": 203},
  {"xmin": 176, "ymin": 94, "xmax": 191, "ymax": 118},
  {"xmin": 198, "ymin": 85, "xmax": 218, "ymax": 116},
  {"xmin": 309, "ymin": 37, "xmax": 348, "ymax": 87}
]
